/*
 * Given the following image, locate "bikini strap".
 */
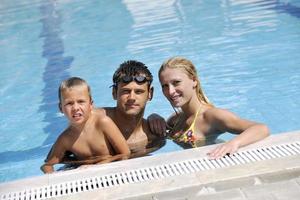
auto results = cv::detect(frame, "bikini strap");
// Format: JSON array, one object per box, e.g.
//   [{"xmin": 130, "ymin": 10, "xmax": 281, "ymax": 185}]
[
  {"xmin": 192, "ymin": 107, "xmax": 201, "ymax": 123},
  {"xmin": 169, "ymin": 107, "xmax": 201, "ymax": 134}
]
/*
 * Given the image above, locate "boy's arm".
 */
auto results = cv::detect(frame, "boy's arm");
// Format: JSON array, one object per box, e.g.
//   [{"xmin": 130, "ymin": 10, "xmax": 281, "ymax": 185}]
[
  {"xmin": 95, "ymin": 154, "xmax": 128, "ymax": 164},
  {"xmin": 63, "ymin": 155, "xmax": 124, "ymax": 165},
  {"xmin": 99, "ymin": 116, "xmax": 130, "ymax": 159},
  {"xmin": 41, "ymin": 134, "xmax": 68, "ymax": 173}
]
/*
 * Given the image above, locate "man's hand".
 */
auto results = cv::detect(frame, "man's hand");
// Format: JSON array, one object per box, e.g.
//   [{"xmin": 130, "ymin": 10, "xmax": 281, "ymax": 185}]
[{"xmin": 147, "ymin": 113, "xmax": 167, "ymax": 136}]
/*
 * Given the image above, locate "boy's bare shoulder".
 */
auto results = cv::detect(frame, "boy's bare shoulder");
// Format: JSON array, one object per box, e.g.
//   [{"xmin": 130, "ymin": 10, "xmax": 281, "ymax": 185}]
[{"xmin": 56, "ymin": 127, "xmax": 73, "ymax": 144}]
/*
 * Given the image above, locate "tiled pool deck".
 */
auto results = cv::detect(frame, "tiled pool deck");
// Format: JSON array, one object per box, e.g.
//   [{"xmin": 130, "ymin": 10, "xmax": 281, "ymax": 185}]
[{"xmin": 1, "ymin": 130, "xmax": 300, "ymax": 200}]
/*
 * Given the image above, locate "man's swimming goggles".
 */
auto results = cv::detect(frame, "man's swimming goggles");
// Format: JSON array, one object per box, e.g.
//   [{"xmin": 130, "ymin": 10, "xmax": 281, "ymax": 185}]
[
  {"xmin": 117, "ymin": 75, "xmax": 151, "ymax": 84},
  {"xmin": 111, "ymin": 75, "xmax": 151, "ymax": 88}
]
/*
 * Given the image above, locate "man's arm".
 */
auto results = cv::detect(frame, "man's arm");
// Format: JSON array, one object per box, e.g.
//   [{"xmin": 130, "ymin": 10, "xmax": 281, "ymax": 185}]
[
  {"xmin": 130, "ymin": 137, "xmax": 166, "ymax": 159},
  {"xmin": 131, "ymin": 119, "xmax": 166, "ymax": 158},
  {"xmin": 147, "ymin": 113, "xmax": 167, "ymax": 136}
]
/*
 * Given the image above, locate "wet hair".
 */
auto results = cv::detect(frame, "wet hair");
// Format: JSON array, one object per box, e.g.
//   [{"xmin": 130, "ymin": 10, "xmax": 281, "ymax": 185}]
[
  {"xmin": 159, "ymin": 56, "xmax": 213, "ymax": 106},
  {"xmin": 58, "ymin": 77, "xmax": 92, "ymax": 103},
  {"xmin": 112, "ymin": 60, "xmax": 153, "ymax": 88}
]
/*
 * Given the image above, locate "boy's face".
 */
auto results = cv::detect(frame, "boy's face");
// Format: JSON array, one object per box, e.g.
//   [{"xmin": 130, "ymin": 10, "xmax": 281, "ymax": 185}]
[
  {"xmin": 59, "ymin": 85, "xmax": 93, "ymax": 125},
  {"xmin": 115, "ymin": 81, "xmax": 152, "ymax": 116}
]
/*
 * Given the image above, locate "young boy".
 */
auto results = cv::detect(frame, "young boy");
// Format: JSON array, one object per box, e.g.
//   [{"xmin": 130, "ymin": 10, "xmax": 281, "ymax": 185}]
[{"xmin": 41, "ymin": 77, "xmax": 130, "ymax": 173}]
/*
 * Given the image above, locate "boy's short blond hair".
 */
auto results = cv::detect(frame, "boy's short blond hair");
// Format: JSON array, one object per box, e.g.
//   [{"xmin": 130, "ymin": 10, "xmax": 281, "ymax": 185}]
[{"xmin": 58, "ymin": 77, "xmax": 92, "ymax": 103}]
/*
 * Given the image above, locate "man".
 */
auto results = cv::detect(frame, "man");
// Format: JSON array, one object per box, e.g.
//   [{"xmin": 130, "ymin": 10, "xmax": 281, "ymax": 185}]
[{"xmin": 103, "ymin": 60, "xmax": 166, "ymax": 157}]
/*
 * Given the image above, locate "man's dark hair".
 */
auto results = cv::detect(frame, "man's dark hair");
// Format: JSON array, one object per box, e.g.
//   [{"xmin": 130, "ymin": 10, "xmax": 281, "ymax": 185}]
[{"xmin": 112, "ymin": 60, "xmax": 153, "ymax": 88}]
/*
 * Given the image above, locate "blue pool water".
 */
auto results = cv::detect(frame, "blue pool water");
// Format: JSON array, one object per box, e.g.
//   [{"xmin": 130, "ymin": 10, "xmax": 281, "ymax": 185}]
[{"xmin": 0, "ymin": 0, "xmax": 299, "ymax": 182}]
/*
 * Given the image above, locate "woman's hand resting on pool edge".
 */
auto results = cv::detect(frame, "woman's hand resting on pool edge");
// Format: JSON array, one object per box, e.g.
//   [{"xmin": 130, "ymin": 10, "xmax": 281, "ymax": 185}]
[{"xmin": 207, "ymin": 139, "xmax": 240, "ymax": 159}]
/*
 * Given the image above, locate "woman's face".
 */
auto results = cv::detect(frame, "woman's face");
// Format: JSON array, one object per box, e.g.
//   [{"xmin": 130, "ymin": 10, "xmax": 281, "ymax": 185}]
[{"xmin": 159, "ymin": 67, "xmax": 197, "ymax": 108}]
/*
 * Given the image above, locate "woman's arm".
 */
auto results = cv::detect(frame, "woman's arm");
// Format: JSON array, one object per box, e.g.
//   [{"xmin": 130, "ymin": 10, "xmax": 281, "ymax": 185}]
[{"xmin": 206, "ymin": 108, "xmax": 269, "ymax": 159}]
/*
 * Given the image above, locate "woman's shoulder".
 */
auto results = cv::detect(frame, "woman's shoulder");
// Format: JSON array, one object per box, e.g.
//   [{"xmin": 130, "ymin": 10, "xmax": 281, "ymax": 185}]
[
  {"xmin": 203, "ymin": 107, "xmax": 233, "ymax": 121},
  {"xmin": 201, "ymin": 107, "xmax": 234, "ymax": 134}
]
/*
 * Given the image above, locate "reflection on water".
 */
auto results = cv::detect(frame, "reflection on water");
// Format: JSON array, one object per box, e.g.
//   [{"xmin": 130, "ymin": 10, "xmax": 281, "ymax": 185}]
[
  {"xmin": 123, "ymin": 0, "xmax": 182, "ymax": 54},
  {"xmin": 39, "ymin": 0, "xmax": 72, "ymax": 145},
  {"xmin": 0, "ymin": 0, "xmax": 73, "ymax": 178}
]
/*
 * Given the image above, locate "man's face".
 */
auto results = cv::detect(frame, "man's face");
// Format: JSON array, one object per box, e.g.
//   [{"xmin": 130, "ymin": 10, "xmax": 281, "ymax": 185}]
[{"xmin": 115, "ymin": 81, "xmax": 151, "ymax": 116}]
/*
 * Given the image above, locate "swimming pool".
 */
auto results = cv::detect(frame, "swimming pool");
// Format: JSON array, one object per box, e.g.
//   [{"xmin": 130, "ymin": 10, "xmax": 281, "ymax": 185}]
[{"xmin": 0, "ymin": 0, "xmax": 299, "ymax": 183}]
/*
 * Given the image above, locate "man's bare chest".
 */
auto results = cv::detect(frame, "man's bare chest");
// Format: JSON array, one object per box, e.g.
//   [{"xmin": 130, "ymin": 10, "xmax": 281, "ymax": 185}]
[{"xmin": 126, "ymin": 131, "xmax": 149, "ymax": 152}]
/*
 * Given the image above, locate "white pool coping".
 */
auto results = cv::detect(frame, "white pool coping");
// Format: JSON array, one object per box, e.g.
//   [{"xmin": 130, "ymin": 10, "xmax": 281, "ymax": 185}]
[{"xmin": 1, "ymin": 130, "xmax": 300, "ymax": 200}]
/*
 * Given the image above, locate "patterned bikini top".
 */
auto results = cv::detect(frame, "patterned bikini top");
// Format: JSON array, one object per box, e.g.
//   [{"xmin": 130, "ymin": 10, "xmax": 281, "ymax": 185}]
[{"xmin": 169, "ymin": 108, "xmax": 205, "ymax": 148}]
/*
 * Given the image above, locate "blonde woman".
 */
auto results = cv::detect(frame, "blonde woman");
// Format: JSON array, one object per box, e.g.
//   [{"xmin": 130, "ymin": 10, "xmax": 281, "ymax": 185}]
[{"xmin": 158, "ymin": 57, "xmax": 269, "ymax": 159}]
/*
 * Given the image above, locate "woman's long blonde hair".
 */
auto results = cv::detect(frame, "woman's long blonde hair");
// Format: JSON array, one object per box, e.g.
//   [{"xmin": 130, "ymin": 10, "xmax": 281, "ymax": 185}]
[{"xmin": 159, "ymin": 56, "xmax": 213, "ymax": 106}]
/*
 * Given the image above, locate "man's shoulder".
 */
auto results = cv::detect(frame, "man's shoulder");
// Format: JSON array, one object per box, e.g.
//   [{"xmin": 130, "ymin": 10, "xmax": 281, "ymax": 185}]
[
  {"xmin": 96, "ymin": 107, "xmax": 116, "ymax": 118},
  {"xmin": 93, "ymin": 108, "xmax": 105, "ymax": 116},
  {"xmin": 93, "ymin": 107, "xmax": 117, "ymax": 128},
  {"xmin": 93, "ymin": 107, "xmax": 114, "ymax": 118}
]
